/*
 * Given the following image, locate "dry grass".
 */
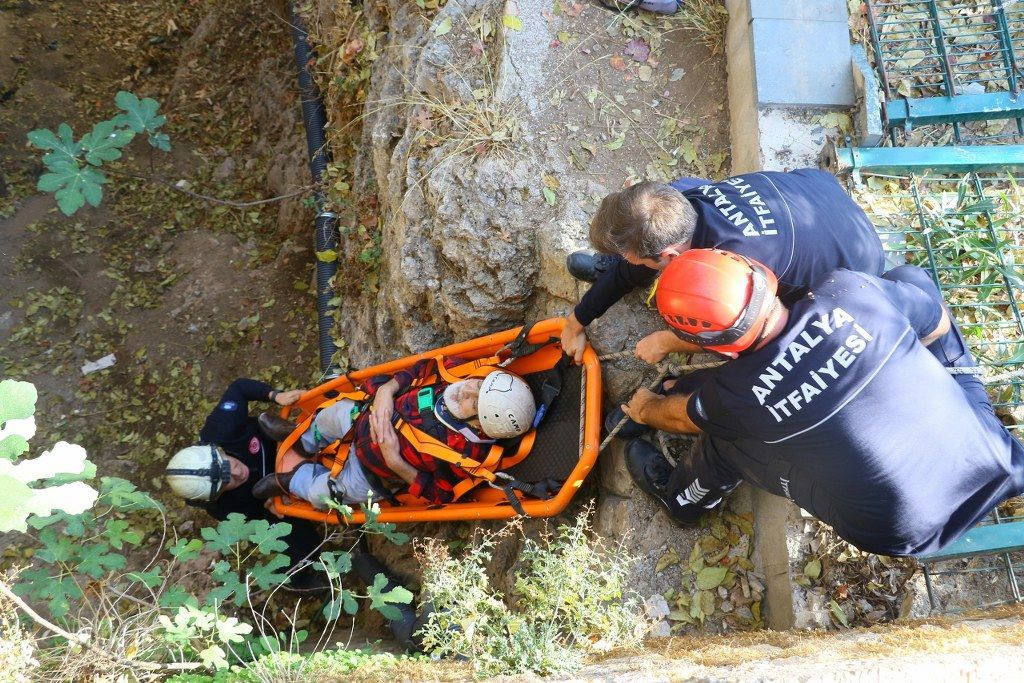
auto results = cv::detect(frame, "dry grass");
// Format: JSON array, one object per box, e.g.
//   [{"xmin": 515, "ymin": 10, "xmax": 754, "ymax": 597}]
[
  {"xmin": 647, "ymin": 604, "xmax": 1024, "ymax": 669},
  {"xmin": 335, "ymin": 659, "xmax": 472, "ymax": 683},
  {"xmin": 676, "ymin": 0, "xmax": 730, "ymax": 55}
]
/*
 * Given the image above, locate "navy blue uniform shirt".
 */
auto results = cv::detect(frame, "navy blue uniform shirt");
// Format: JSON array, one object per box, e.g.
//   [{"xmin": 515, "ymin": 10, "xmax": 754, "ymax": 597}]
[
  {"xmin": 194, "ymin": 378, "xmax": 321, "ymax": 566},
  {"xmin": 686, "ymin": 270, "xmax": 1024, "ymax": 556},
  {"xmin": 573, "ymin": 169, "xmax": 886, "ymax": 325}
]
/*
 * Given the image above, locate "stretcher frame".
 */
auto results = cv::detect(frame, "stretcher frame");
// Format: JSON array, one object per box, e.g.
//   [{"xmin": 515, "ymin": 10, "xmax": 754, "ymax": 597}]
[{"xmin": 268, "ymin": 317, "xmax": 602, "ymax": 524}]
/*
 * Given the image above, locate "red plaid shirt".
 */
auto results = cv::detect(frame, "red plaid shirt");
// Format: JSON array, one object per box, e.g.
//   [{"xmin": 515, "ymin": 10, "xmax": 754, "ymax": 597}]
[{"xmin": 353, "ymin": 357, "xmax": 491, "ymax": 504}]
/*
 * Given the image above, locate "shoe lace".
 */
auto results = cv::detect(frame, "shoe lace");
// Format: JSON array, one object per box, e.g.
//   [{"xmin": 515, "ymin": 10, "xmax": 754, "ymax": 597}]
[{"xmin": 648, "ymin": 452, "xmax": 674, "ymax": 489}]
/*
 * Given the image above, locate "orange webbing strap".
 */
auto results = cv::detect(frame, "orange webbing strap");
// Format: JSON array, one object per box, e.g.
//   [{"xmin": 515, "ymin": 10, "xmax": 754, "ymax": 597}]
[
  {"xmin": 324, "ymin": 440, "xmax": 349, "ymax": 478},
  {"xmin": 394, "ymin": 417, "xmax": 505, "ymax": 500},
  {"xmin": 410, "ymin": 354, "xmax": 502, "ymax": 388},
  {"xmin": 298, "ymin": 389, "xmax": 368, "ymax": 479},
  {"xmin": 497, "ymin": 430, "xmax": 536, "ymax": 470}
]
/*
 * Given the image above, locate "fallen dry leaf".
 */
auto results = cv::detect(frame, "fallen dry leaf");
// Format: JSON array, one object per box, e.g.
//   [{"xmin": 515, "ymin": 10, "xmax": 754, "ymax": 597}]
[
  {"xmin": 609, "ymin": 54, "xmax": 627, "ymax": 71},
  {"xmin": 342, "ymin": 37, "xmax": 364, "ymax": 63},
  {"xmin": 562, "ymin": 0, "xmax": 584, "ymax": 17},
  {"xmin": 624, "ymin": 37, "xmax": 650, "ymax": 63}
]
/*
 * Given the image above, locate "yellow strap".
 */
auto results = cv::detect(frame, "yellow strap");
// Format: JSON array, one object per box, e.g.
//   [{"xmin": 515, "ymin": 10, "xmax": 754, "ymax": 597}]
[
  {"xmin": 497, "ymin": 430, "xmax": 536, "ymax": 469},
  {"xmin": 411, "ymin": 354, "xmax": 502, "ymax": 388},
  {"xmin": 395, "ymin": 418, "xmax": 503, "ymax": 486},
  {"xmin": 645, "ymin": 276, "xmax": 661, "ymax": 307}
]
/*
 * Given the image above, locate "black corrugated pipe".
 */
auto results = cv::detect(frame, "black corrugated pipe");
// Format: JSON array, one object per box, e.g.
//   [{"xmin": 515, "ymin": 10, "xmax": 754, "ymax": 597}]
[{"xmin": 289, "ymin": 2, "xmax": 341, "ymax": 377}]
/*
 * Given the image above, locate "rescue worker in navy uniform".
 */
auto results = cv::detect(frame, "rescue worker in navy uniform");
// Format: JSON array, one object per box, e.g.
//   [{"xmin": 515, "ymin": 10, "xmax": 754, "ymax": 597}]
[
  {"xmin": 621, "ymin": 249, "xmax": 1024, "ymax": 556},
  {"xmin": 163, "ymin": 379, "xmax": 326, "ymax": 590},
  {"xmin": 560, "ymin": 170, "xmax": 887, "ymax": 364}
]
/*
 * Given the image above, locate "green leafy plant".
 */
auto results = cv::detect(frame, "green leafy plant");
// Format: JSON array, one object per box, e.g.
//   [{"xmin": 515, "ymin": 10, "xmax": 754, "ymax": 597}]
[
  {"xmin": 416, "ymin": 510, "xmax": 648, "ymax": 678},
  {"xmin": 27, "ymin": 90, "xmax": 170, "ymax": 215},
  {"xmin": 201, "ymin": 514, "xmax": 292, "ymax": 607},
  {"xmin": 0, "ymin": 380, "xmax": 98, "ymax": 533}
]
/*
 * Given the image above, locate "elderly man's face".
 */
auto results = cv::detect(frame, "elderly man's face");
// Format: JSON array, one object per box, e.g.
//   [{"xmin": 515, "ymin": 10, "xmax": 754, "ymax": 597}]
[{"xmin": 446, "ymin": 379, "xmax": 483, "ymax": 419}]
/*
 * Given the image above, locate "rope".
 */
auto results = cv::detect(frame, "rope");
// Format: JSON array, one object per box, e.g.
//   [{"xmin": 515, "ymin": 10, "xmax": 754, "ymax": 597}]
[
  {"xmin": 597, "ymin": 350, "xmax": 639, "ymax": 362},
  {"xmin": 598, "ymin": 365, "xmax": 671, "ymax": 453},
  {"xmin": 947, "ymin": 367, "xmax": 985, "ymax": 376},
  {"xmin": 594, "ymin": 349, "xmax": 1024, "ymax": 456},
  {"xmin": 983, "ymin": 365, "xmax": 1024, "ymax": 385}
]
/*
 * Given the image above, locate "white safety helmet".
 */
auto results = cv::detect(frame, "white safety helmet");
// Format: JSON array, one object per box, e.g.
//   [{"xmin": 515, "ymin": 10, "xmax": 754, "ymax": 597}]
[
  {"xmin": 165, "ymin": 444, "xmax": 231, "ymax": 502},
  {"xmin": 477, "ymin": 371, "xmax": 537, "ymax": 439}
]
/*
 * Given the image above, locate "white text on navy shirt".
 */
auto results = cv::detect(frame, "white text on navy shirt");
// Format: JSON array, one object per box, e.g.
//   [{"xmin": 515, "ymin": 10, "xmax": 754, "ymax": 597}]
[
  {"xmin": 750, "ymin": 307, "xmax": 876, "ymax": 423},
  {"xmin": 698, "ymin": 178, "xmax": 778, "ymax": 237}
]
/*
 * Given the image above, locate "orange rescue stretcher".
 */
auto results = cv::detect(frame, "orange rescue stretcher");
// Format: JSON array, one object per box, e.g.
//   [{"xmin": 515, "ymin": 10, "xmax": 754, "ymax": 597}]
[{"xmin": 268, "ymin": 317, "xmax": 602, "ymax": 524}]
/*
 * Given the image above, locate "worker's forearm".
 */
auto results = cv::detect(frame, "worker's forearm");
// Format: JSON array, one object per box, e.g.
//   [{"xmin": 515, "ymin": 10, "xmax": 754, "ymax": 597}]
[
  {"xmin": 640, "ymin": 393, "xmax": 701, "ymax": 434},
  {"xmin": 654, "ymin": 330, "xmax": 702, "ymax": 355}
]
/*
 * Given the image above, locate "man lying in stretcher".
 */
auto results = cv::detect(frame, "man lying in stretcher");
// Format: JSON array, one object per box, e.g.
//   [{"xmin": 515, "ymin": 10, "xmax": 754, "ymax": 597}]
[{"xmin": 252, "ymin": 357, "xmax": 537, "ymax": 508}]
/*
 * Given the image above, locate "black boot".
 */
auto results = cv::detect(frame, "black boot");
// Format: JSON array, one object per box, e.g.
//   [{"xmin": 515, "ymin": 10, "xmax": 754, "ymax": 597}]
[
  {"xmin": 258, "ymin": 411, "xmax": 298, "ymax": 442},
  {"xmin": 252, "ymin": 466, "xmax": 300, "ymax": 500},
  {"xmin": 351, "ymin": 548, "xmax": 422, "ymax": 651},
  {"xmin": 283, "ymin": 565, "xmax": 331, "ymax": 593},
  {"xmin": 625, "ymin": 438, "xmax": 700, "ymax": 527},
  {"xmin": 604, "ymin": 405, "xmax": 652, "ymax": 440},
  {"xmin": 566, "ymin": 250, "xmax": 618, "ymax": 283}
]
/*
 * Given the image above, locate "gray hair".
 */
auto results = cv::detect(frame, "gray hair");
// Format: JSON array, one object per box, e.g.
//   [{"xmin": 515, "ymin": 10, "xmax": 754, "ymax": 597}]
[{"xmin": 589, "ymin": 181, "xmax": 698, "ymax": 258}]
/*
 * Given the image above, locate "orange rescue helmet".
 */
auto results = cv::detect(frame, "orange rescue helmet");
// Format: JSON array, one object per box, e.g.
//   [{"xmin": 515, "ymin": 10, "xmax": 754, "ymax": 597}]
[{"xmin": 655, "ymin": 248, "xmax": 779, "ymax": 355}]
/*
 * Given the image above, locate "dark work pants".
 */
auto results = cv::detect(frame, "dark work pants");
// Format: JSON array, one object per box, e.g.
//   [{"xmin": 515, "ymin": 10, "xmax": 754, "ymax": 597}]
[
  {"xmin": 663, "ymin": 435, "xmax": 742, "ymax": 523},
  {"xmin": 881, "ymin": 265, "xmax": 991, "ymax": 410}
]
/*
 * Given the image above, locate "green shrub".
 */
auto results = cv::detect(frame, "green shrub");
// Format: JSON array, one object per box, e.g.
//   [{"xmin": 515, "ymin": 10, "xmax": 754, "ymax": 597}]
[{"xmin": 416, "ymin": 510, "xmax": 648, "ymax": 678}]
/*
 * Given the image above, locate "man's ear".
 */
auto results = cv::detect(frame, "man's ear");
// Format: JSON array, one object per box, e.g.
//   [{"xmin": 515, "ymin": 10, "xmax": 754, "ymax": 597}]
[{"xmin": 660, "ymin": 245, "xmax": 684, "ymax": 259}]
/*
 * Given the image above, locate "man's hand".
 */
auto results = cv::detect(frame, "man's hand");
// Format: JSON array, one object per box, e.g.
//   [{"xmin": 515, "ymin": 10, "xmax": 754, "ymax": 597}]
[
  {"xmin": 636, "ymin": 330, "xmax": 701, "ymax": 363},
  {"xmin": 369, "ymin": 379, "xmax": 399, "ymax": 444},
  {"xmin": 274, "ymin": 389, "xmax": 304, "ymax": 406},
  {"xmin": 377, "ymin": 421, "xmax": 418, "ymax": 485},
  {"xmin": 561, "ymin": 312, "xmax": 588, "ymax": 364},
  {"xmin": 377, "ymin": 421, "xmax": 402, "ymax": 465},
  {"xmin": 635, "ymin": 331, "xmax": 672, "ymax": 364},
  {"xmin": 621, "ymin": 387, "xmax": 661, "ymax": 425}
]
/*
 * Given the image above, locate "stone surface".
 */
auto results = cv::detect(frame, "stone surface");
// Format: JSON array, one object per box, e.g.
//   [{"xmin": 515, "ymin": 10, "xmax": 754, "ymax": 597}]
[
  {"xmin": 599, "ymin": 440, "xmax": 637, "ymax": 499},
  {"xmin": 851, "ymin": 43, "xmax": 885, "ymax": 147},
  {"xmin": 749, "ymin": 0, "xmax": 848, "ymax": 22},
  {"xmin": 751, "ymin": 18, "xmax": 854, "ymax": 107}
]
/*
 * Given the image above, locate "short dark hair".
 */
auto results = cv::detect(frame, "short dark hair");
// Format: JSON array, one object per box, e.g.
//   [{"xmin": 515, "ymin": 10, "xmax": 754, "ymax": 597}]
[{"xmin": 589, "ymin": 181, "xmax": 698, "ymax": 258}]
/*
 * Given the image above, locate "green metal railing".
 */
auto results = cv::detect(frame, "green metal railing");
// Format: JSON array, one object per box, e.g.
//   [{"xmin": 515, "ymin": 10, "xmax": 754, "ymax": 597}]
[
  {"xmin": 855, "ymin": 171, "xmax": 1024, "ymax": 433},
  {"xmin": 866, "ymin": 0, "xmax": 1024, "ymax": 141},
  {"xmin": 856, "ymin": 0, "xmax": 1024, "ymax": 615}
]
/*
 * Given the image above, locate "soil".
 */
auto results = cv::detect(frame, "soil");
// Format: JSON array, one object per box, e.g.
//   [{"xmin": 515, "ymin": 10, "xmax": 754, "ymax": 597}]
[{"xmin": 0, "ymin": 0, "xmax": 314, "ymax": 548}]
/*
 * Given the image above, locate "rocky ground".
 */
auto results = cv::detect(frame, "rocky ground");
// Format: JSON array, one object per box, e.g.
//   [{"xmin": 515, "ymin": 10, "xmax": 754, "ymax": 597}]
[{"xmin": 4, "ymin": 0, "xmax": 1020, "ymax": 664}]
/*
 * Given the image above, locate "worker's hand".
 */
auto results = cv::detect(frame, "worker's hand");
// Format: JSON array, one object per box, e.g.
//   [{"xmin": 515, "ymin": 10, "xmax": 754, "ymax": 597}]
[
  {"xmin": 622, "ymin": 388, "xmax": 661, "ymax": 426},
  {"xmin": 635, "ymin": 331, "xmax": 674, "ymax": 364},
  {"xmin": 274, "ymin": 389, "xmax": 304, "ymax": 406},
  {"xmin": 370, "ymin": 387, "xmax": 397, "ymax": 444},
  {"xmin": 264, "ymin": 497, "xmax": 285, "ymax": 519},
  {"xmin": 560, "ymin": 312, "xmax": 588, "ymax": 364}
]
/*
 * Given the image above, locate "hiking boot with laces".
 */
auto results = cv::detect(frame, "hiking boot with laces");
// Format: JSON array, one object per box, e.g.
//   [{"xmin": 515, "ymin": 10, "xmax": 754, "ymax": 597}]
[
  {"xmin": 624, "ymin": 438, "xmax": 695, "ymax": 527},
  {"xmin": 566, "ymin": 250, "xmax": 618, "ymax": 283},
  {"xmin": 604, "ymin": 405, "xmax": 652, "ymax": 440}
]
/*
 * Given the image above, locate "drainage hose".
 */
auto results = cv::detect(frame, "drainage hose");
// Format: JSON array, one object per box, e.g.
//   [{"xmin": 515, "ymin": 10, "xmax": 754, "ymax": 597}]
[{"xmin": 288, "ymin": 2, "xmax": 340, "ymax": 376}]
